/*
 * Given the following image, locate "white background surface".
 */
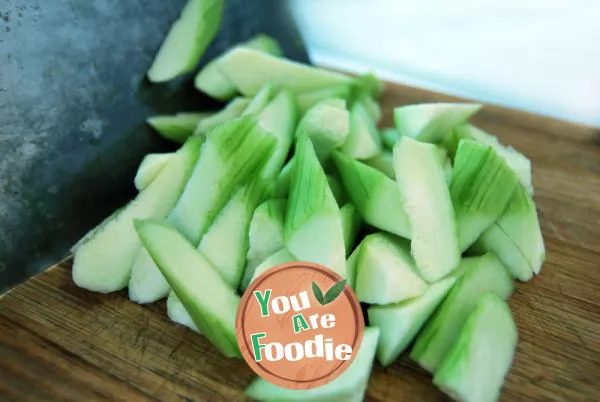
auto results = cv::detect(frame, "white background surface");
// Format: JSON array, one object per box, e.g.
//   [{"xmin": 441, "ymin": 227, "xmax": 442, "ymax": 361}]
[{"xmin": 288, "ymin": 0, "xmax": 600, "ymax": 127}]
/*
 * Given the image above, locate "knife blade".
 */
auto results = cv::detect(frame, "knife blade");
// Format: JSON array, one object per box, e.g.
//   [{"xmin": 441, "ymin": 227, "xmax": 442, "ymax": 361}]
[{"xmin": 0, "ymin": 0, "xmax": 309, "ymax": 292}]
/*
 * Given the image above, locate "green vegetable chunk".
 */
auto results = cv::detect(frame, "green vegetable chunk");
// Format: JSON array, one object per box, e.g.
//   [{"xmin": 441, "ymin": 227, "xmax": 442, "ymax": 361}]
[
  {"xmin": 355, "ymin": 233, "xmax": 427, "ymax": 304},
  {"xmin": 195, "ymin": 34, "xmax": 283, "ymax": 100},
  {"xmin": 147, "ymin": 112, "xmax": 213, "ymax": 143},
  {"xmin": 472, "ymin": 185, "xmax": 545, "ymax": 281},
  {"xmin": 147, "ymin": 0, "xmax": 224, "ymax": 82},
  {"xmin": 135, "ymin": 219, "xmax": 240, "ymax": 357},
  {"xmin": 167, "ymin": 292, "xmax": 199, "ymax": 332},
  {"xmin": 340, "ymin": 203, "xmax": 362, "ymax": 254},
  {"xmin": 273, "ymin": 158, "xmax": 294, "ymax": 198},
  {"xmin": 285, "ymin": 135, "xmax": 346, "ymax": 277},
  {"xmin": 197, "ymin": 179, "xmax": 271, "ymax": 288},
  {"xmin": 193, "ymin": 97, "xmax": 250, "ymax": 136},
  {"xmin": 353, "ymin": 72, "xmax": 384, "ymax": 98},
  {"xmin": 243, "ymin": 83, "xmax": 274, "ymax": 117},
  {"xmin": 297, "ymin": 84, "xmax": 352, "ymax": 115},
  {"xmin": 257, "ymin": 89, "xmax": 298, "ymax": 177},
  {"xmin": 72, "ymin": 136, "xmax": 202, "ymax": 293},
  {"xmin": 434, "ymin": 294, "xmax": 517, "ymax": 402},
  {"xmin": 380, "ymin": 127, "xmax": 402, "ymax": 150},
  {"xmin": 364, "ymin": 151, "xmax": 395, "ymax": 179},
  {"xmin": 368, "ymin": 275, "xmax": 457, "ymax": 366},
  {"xmin": 295, "ymin": 98, "xmax": 349, "ymax": 162},
  {"xmin": 451, "ymin": 140, "xmax": 519, "ymax": 251},
  {"xmin": 241, "ymin": 199, "xmax": 286, "ymax": 291},
  {"xmin": 339, "ymin": 102, "xmax": 382, "ymax": 160},
  {"xmin": 410, "ymin": 252, "xmax": 514, "ymax": 372},
  {"xmin": 394, "ymin": 103, "xmax": 481, "ymax": 143},
  {"xmin": 322, "ymin": 175, "xmax": 344, "ymax": 207},
  {"xmin": 248, "ymin": 248, "xmax": 296, "ymax": 286},
  {"xmin": 439, "ymin": 146, "xmax": 453, "ymax": 185},
  {"xmin": 171, "ymin": 116, "xmax": 276, "ymax": 243},
  {"xmin": 332, "ymin": 152, "xmax": 411, "ymax": 239},
  {"xmin": 218, "ymin": 48, "xmax": 350, "ymax": 97},
  {"xmin": 394, "ymin": 136, "xmax": 460, "ymax": 281},
  {"xmin": 357, "ymin": 95, "xmax": 382, "ymax": 123},
  {"xmin": 345, "ymin": 245, "xmax": 361, "ymax": 290},
  {"xmin": 447, "ymin": 124, "xmax": 533, "ymax": 194},
  {"xmin": 134, "ymin": 152, "xmax": 174, "ymax": 191},
  {"xmin": 128, "ymin": 117, "xmax": 276, "ymax": 303}
]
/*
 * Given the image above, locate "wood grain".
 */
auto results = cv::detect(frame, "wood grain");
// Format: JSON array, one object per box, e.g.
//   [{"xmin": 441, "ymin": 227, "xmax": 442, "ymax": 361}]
[{"xmin": 1, "ymin": 82, "xmax": 600, "ymax": 401}]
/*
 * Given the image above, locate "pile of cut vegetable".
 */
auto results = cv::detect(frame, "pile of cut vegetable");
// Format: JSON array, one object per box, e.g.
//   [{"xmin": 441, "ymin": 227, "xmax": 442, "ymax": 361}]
[{"xmin": 71, "ymin": 1, "xmax": 545, "ymax": 401}]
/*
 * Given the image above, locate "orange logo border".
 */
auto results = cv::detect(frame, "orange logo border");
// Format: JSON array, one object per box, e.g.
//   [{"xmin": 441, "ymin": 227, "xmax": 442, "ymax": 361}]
[{"xmin": 236, "ymin": 262, "xmax": 365, "ymax": 389}]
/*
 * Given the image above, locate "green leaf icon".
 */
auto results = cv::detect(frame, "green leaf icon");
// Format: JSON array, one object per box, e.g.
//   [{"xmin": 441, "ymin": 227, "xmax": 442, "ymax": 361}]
[
  {"xmin": 323, "ymin": 279, "xmax": 347, "ymax": 305},
  {"xmin": 312, "ymin": 282, "xmax": 325, "ymax": 305}
]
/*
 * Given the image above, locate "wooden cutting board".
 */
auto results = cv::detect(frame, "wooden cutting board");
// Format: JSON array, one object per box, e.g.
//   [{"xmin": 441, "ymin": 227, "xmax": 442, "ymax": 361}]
[{"xmin": 1, "ymin": 81, "xmax": 599, "ymax": 401}]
